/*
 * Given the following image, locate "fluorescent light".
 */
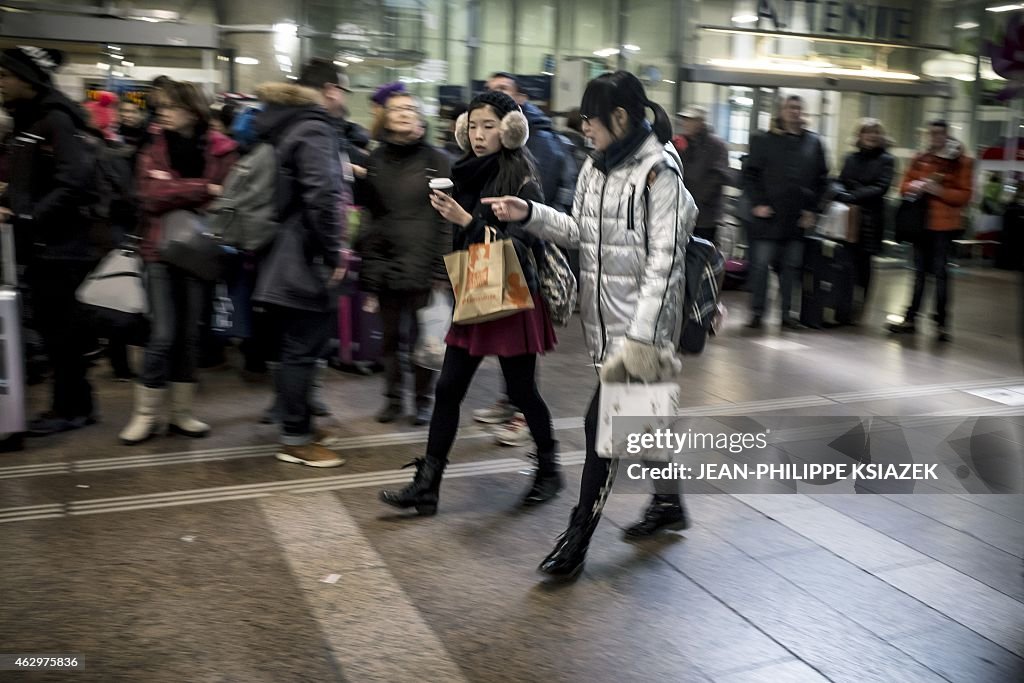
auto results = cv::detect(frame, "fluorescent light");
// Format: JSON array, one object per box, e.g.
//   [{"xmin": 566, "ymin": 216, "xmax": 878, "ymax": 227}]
[
  {"xmin": 274, "ymin": 22, "xmax": 298, "ymax": 36},
  {"xmin": 623, "ymin": 44, "xmax": 641, "ymax": 52},
  {"xmin": 986, "ymin": 3, "xmax": 1024, "ymax": 12},
  {"xmin": 276, "ymin": 54, "xmax": 292, "ymax": 66},
  {"xmin": 96, "ymin": 62, "xmax": 110, "ymax": 70},
  {"xmin": 121, "ymin": 61, "xmax": 134, "ymax": 68},
  {"xmin": 708, "ymin": 58, "xmax": 919, "ymax": 81},
  {"xmin": 131, "ymin": 17, "xmax": 160, "ymax": 23},
  {"xmin": 333, "ymin": 61, "xmax": 349, "ymax": 67},
  {"xmin": 955, "ymin": 21, "xmax": 980, "ymax": 29},
  {"xmin": 347, "ymin": 56, "xmax": 364, "ymax": 63},
  {"xmin": 732, "ymin": 14, "xmax": 759, "ymax": 23},
  {"xmin": 733, "ymin": 96, "xmax": 754, "ymax": 106},
  {"xmin": 593, "ymin": 48, "xmax": 620, "ymax": 57},
  {"xmin": 663, "ymin": 79, "xmax": 677, "ymax": 84},
  {"xmin": 234, "ymin": 57, "xmax": 259, "ymax": 65},
  {"xmin": 107, "ymin": 45, "xmax": 122, "ymax": 51},
  {"xmin": 541, "ymin": 71, "xmax": 554, "ymax": 76}
]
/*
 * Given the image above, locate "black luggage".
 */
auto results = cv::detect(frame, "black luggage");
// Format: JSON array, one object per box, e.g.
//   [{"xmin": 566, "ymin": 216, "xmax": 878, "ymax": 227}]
[{"xmin": 801, "ymin": 236, "xmax": 856, "ymax": 328}]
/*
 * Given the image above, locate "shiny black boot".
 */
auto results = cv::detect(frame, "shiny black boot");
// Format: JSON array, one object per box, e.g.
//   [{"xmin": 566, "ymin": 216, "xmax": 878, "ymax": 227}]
[
  {"xmin": 379, "ymin": 457, "xmax": 445, "ymax": 516},
  {"xmin": 538, "ymin": 507, "xmax": 599, "ymax": 580},
  {"xmin": 623, "ymin": 494, "xmax": 689, "ymax": 539}
]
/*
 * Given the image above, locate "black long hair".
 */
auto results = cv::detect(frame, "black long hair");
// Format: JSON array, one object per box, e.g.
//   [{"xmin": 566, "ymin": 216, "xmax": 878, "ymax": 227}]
[
  {"xmin": 579, "ymin": 71, "xmax": 672, "ymax": 145},
  {"xmin": 464, "ymin": 99, "xmax": 539, "ymax": 197}
]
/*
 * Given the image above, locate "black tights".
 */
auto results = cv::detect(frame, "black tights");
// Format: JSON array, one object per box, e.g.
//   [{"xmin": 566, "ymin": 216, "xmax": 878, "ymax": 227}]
[
  {"xmin": 575, "ymin": 385, "xmax": 681, "ymax": 522},
  {"xmin": 426, "ymin": 346, "xmax": 556, "ymax": 470}
]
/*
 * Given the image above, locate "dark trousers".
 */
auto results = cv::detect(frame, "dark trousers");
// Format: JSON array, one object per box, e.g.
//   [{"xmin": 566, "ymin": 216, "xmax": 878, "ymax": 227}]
[
  {"xmin": 750, "ymin": 238, "xmax": 804, "ymax": 319},
  {"xmin": 27, "ymin": 259, "xmax": 95, "ymax": 419},
  {"xmin": 271, "ymin": 305, "xmax": 333, "ymax": 444},
  {"xmin": 575, "ymin": 386, "xmax": 681, "ymax": 520},
  {"xmin": 380, "ymin": 291, "xmax": 434, "ymax": 407},
  {"xmin": 141, "ymin": 262, "xmax": 204, "ymax": 388},
  {"xmin": 427, "ymin": 346, "xmax": 555, "ymax": 469},
  {"xmin": 907, "ymin": 231, "xmax": 954, "ymax": 328}
]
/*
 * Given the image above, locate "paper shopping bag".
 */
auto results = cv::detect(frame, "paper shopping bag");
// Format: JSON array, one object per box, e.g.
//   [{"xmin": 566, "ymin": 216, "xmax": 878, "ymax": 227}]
[
  {"xmin": 817, "ymin": 202, "xmax": 860, "ymax": 243},
  {"xmin": 445, "ymin": 227, "xmax": 533, "ymax": 325},
  {"xmin": 596, "ymin": 381, "xmax": 681, "ymax": 459}
]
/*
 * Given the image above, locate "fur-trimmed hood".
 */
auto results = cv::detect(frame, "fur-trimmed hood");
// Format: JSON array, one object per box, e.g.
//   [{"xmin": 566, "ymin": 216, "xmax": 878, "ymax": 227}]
[
  {"xmin": 933, "ymin": 137, "xmax": 964, "ymax": 161},
  {"xmin": 253, "ymin": 81, "xmax": 333, "ymax": 144},
  {"xmin": 255, "ymin": 82, "xmax": 323, "ymax": 108}
]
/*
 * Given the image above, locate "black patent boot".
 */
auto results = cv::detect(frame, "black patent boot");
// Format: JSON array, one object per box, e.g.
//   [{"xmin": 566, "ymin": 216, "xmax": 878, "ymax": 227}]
[
  {"xmin": 623, "ymin": 494, "xmax": 690, "ymax": 539},
  {"xmin": 521, "ymin": 445, "xmax": 563, "ymax": 506},
  {"xmin": 379, "ymin": 457, "xmax": 446, "ymax": 516},
  {"xmin": 538, "ymin": 506, "xmax": 599, "ymax": 580}
]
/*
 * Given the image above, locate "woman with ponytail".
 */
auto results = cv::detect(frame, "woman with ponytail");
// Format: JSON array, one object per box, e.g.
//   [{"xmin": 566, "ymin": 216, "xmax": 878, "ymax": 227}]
[{"xmin": 485, "ymin": 71, "xmax": 698, "ymax": 580}]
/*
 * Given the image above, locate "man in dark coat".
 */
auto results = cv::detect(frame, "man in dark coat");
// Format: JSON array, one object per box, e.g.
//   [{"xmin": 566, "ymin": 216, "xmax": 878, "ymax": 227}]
[
  {"xmin": 251, "ymin": 62, "xmax": 347, "ymax": 468},
  {"xmin": 743, "ymin": 95, "xmax": 829, "ymax": 330},
  {"xmin": 676, "ymin": 106, "xmax": 731, "ymax": 244},
  {"xmin": 0, "ymin": 46, "xmax": 98, "ymax": 436}
]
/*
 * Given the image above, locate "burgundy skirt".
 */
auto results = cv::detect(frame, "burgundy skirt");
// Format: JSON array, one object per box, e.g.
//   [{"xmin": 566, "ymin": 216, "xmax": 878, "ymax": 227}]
[{"xmin": 446, "ymin": 291, "xmax": 557, "ymax": 357}]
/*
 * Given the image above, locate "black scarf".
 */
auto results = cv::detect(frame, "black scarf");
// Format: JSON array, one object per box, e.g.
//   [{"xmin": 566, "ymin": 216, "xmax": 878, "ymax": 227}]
[
  {"xmin": 452, "ymin": 152, "xmax": 500, "ymax": 214},
  {"xmin": 165, "ymin": 127, "xmax": 207, "ymax": 179},
  {"xmin": 595, "ymin": 120, "xmax": 652, "ymax": 174}
]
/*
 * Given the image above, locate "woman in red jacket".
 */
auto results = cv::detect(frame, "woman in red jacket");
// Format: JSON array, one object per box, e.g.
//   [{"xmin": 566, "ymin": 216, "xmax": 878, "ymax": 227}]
[{"xmin": 120, "ymin": 80, "xmax": 238, "ymax": 445}]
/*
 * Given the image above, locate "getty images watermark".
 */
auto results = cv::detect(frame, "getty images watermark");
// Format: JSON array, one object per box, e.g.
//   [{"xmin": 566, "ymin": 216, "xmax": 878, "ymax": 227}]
[{"xmin": 606, "ymin": 416, "xmax": 1022, "ymax": 495}]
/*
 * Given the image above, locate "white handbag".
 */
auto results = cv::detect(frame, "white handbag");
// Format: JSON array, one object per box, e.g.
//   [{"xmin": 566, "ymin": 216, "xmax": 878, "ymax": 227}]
[
  {"xmin": 596, "ymin": 380, "xmax": 681, "ymax": 459},
  {"xmin": 412, "ymin": 289, "xmax": 453, "ymax": 371},
  {"xmin": 76, "ymin": 248, "xmax": 148, "ymax": 315}
]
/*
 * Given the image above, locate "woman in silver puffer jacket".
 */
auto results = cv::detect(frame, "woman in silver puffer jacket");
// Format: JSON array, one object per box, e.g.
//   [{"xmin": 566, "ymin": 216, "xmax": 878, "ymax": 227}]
[{"xmin": 487, "ymin": 71, "xmax": 697, "ymax": 579}]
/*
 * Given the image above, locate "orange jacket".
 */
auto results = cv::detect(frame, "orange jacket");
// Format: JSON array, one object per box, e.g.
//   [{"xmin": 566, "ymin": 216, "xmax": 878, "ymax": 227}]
[{"xmin": 899, "ymin": 145, "xmax": 974, "ymax": 231}]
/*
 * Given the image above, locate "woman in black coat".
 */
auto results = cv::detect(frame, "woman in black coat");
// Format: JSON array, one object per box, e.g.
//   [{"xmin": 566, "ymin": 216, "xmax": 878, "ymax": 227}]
[
  {"xmin": 834, "ymin": 118, "xmax": 895, "ymax": 319},
  {"xmin": 353, "ymin": 92, "xmax": 451, "ymax": 426}
]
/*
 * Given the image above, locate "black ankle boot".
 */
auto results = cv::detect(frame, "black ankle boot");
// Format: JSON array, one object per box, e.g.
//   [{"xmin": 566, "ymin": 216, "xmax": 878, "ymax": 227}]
[
  {"xmin": 376, "ymin": 400, "xmax": 403, "ymax": 424},
  {"xmin": 538, "ymin": 507, "xmax": 599, "ymax": 580},
  {"xmin": 623, "ymin": 495, "xmax": 689, "ymax": 539},
  {"xmin": 379, "ymin": 457, "xmax": 445, "ymax": 515},
  {"xmin": 521, "ymin": 468, "xmax": 563, "ymax": 506}
]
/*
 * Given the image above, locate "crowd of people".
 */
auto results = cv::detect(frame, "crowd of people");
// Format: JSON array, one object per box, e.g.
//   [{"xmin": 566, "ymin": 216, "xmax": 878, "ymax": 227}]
[{"xmin": 0, "ymin": 42, "xmax": 1004, "ymax": 579}]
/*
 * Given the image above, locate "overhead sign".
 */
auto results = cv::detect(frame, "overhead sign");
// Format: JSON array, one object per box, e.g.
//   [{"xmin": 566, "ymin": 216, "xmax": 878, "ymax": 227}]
[{"xmin": 756, "ymin": 0, "xmax": 914, "ymax": 42}]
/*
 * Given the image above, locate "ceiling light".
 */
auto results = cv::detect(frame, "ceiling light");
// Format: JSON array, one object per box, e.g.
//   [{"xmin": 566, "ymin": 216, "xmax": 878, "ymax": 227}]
[
  {"xmin": 986, "ymin": 3, "xmax": 1024, "ymax": 12},
  {"xmin": 593, "ymin": 48, "xmax": 620, "ymax": 58},
  {"xmin": 732, "ymin": 14, "xmax": 759, "ymax": 23},
  {"xmin": 347, "ymin": 56, "xmax": 364, "ymax": 63},
  {"xmin": 662, "ymin": 79, "xmax": 677, "ymax": 84},
  {"xmin": 234, "ymin": 57, "xmax": 259, "ymax": 65},
  {"xmin": 955, "ymin": 21, "xmax": 980, "ymax": 29},
  {"xmin": 276, "ymin": 54, "xmax": 292, "ymax": 66},
  {"xmin": 131, "ymin": 17, "xmax": 161, "ymax": 23},
  {"xmin": 733, "ymin": 96, "xmax": 754, "ymax": 106},
  {"xmin": 107, "ymin": 45, "xmax": 122, "ymax": 51},
  {"xmin": 333, "ymin": 60, "xmax": 349, "ymax": 67},
  {"xmin": 96, "ymin": 62, "xmax": 110, "ymax": 70},
  {"xmin": 708, "ymin": 58, "xmax": 919, "ymax": 81},
  {"xmin": 623, "ymin": 44, "xmax": 641, "ymax": 52},
  {"xmin": 274, "ymin": 22, "xmax": 298, "ymax": 36},
  {"xmin": 121, "ymin": 61, "xmax": 134, "ymax": 68}
]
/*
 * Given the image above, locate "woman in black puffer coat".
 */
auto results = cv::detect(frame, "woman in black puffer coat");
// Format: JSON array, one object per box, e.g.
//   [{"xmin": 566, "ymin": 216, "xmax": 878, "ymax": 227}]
[
  {"xmin": 354, "ymin": 92, "xmax": 451, "ymax": 426},
  {"xmin": 834, "ymin": 118, "xmax": 895, "ymax": 319}
]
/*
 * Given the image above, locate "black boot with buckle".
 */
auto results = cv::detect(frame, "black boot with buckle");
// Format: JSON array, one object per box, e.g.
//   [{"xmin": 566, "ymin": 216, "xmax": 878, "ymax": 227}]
[
  {"xmin": 623, "ymin": 494, "xmax": 690, "ymax": 539},
  {"xmin": 379, "ymin": 457, "xmax": 446, "ymax": 516}
]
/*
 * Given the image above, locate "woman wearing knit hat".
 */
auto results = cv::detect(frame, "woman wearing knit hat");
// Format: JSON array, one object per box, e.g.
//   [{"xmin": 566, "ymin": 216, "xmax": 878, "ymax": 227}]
[
  {"xmin": 483, "ymin": 71, "xmax": 697, "ymax": 580},
  {"xmin": 379, "ymin": 89, "xmax": 562, "ymax": 515}
]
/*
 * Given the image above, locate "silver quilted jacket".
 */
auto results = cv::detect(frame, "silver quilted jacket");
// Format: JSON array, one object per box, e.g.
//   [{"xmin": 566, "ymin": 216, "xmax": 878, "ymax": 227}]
[{"xmin": 526, "ymin": 133, "xmax": 697, "ymax": 362}]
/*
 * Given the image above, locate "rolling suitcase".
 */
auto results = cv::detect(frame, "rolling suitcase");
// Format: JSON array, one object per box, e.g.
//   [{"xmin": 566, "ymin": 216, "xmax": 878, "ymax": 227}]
[
  {"xmin": 333, "ymin": 255, "xmax": 383, "ymax": 375},
  {"xmin": 0, "ymin": 221, "xmax": 26, "ymax": 450},
  {"xmin": 801, "ymin": 236, "xmax": 856, "ymax": 328}
]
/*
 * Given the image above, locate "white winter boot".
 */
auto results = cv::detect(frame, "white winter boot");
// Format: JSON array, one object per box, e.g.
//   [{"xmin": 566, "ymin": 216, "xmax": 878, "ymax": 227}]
[
  {"xmin": 168, "ymin": 382, "xmax": 210, "ymax": 438},
  {"xmin": 119, "ymin": 385, "xmax": 167, "ymax": 446}
]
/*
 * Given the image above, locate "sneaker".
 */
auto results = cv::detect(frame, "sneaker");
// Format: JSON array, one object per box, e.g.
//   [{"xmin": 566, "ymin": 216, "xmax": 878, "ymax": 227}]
[
  {"xmin": 494, "ymin": 413, "xmax": 533, "ymax": 447},
  {"xmin": 275, "ymin": 443, "xmax": 346, "ymax": 468},
  {"xmin": 473, "ymin": 400, "xmax": 517, "ymax": 424},
  {"xmin": 314, "ymin": 427, "xmax": 346, "ymax": 449}
]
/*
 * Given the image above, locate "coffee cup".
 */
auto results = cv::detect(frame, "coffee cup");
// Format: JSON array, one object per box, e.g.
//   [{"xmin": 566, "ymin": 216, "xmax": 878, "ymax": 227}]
[{"xmin": 429, "ymin": 178, "xmax": 455, "ymax": 196}]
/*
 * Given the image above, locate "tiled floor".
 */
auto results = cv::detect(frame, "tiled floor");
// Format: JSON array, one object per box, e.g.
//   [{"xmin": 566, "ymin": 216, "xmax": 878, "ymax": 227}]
[{"xmin": 1, "ymin": 266, "xmax": 1022, "ymax": 682}]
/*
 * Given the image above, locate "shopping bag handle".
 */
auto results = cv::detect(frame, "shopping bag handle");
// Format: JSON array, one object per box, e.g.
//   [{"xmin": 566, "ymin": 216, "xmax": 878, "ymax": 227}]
[{"xmin": 483, "ymin": 226, "xmax": 498, "ymax": 244}]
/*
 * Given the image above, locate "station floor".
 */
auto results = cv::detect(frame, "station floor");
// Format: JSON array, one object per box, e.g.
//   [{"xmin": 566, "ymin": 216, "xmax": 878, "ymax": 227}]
[{"xmin": 1, "ymin": 265, "xmax": 1022, "ymax": 682}]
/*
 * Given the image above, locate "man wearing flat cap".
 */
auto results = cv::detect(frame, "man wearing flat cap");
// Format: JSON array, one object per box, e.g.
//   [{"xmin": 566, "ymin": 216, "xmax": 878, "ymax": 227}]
[{"xmin": 675, "ymin": 106, "xmax": 730, "ymax": 245}]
